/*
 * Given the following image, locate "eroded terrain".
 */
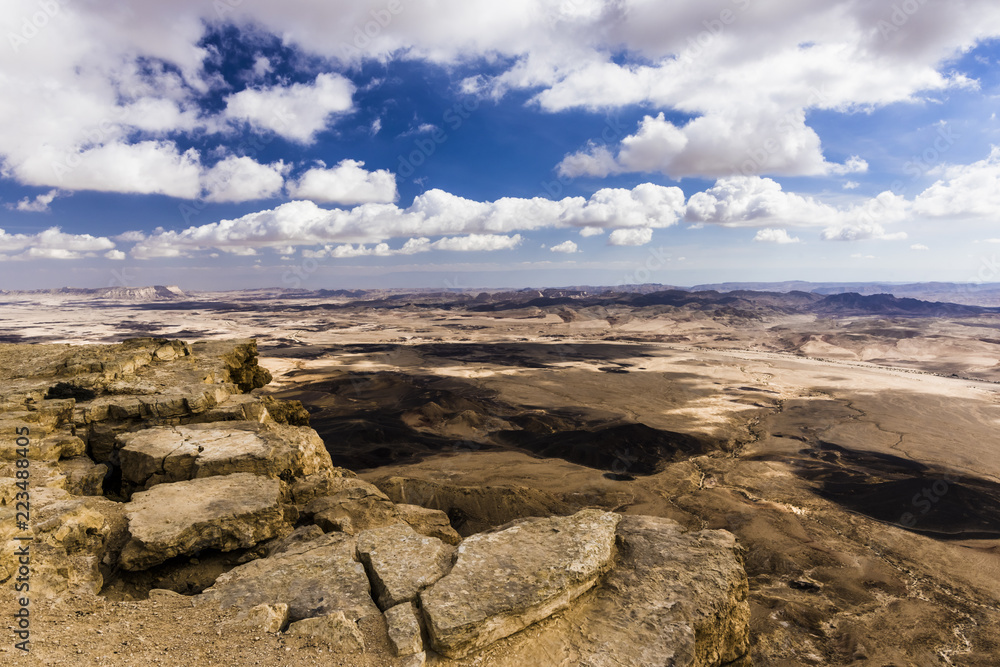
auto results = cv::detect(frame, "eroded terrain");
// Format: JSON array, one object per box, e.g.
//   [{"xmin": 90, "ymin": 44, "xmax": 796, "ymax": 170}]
[{"xmin": 2, "ymin": 286, "xmax": 1000, "ymax": 665}]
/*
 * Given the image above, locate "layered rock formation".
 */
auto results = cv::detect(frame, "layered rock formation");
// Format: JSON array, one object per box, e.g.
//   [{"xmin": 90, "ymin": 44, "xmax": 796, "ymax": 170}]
[{"xmin": 0, "ymin": 338, "xmax": 750, "ymax": 664}]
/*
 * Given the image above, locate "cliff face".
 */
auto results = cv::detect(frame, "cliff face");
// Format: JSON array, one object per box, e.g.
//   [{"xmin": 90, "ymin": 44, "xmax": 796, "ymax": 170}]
[{"xmin": 0, "ymin": 338, "xmax": 750, "ymax": 665}]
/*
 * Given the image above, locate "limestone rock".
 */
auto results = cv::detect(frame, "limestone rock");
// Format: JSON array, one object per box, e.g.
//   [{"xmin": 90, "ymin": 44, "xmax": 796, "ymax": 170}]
[
  {"xmin": 286, "ymin": 611, "xmax": 364, "ymax": 652},
  {"xmin": 420, "ymin": 509, "xmax": 620, "ymax": 659},
  {"xmin": 117, "ymin": 421, "xmax": 331, "ymax": 490},
  {"xmin": 304, "ymin": 479, "xmax": 399, "ymax": 534},
  {"xmin": 119, "ymin": 473, "xmax": 287, "ymax": 570},
  {"xmin": 244, "ymin": 603, "xmax": 290, "ymax": 633},
  {"xmin": 440, "ymin": 515, "xmax": 751, "ymax": 667},
  {"xmin": 356, "ymin": 523, "xmax": 454, "ymax": 610},
  {"xmin": 394, "ymin": 503, "xmax": 461, "ymax": 545},
  {"xmin": 27, "ymin": 491, "xmax": 129, "ymax": 596},
  {"xmin": 55, "ymin": 457, "xmax": 108, "ymax": 495},
  {"xmin": 263, "ymin": 524, "xmax": 325, "ymax": 557},
  {"xmin": 289, "ymin": 467, "xmax": 357, "ymax": 507},
  {"xmin": 385, "ymin": 603, "xmax": 424, "ymax": 657},
  {"xmin": 570, "ymin": 515, "xmax": 751, "ymax": 666},
  {"xmin": 199, "ymin": 532, "xmax": 380, "ymax": 623}
]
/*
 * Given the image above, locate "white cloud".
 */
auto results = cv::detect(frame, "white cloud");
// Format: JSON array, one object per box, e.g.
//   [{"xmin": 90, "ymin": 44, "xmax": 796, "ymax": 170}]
[
  {"xmin": 7, "ymin": 189, "xmax": 60, "ymax": 212},
  {"xmin": 843, "ymin": 181, "xmax": 860, "ymax": 190},
  {"xmin": 131, "ymin": 183, "xmax": 685, "ymax": 258},
  {"xmin": 913, "ymin": 146, "xmax": 1000, "ymax": 219},
  {"xmin": 550, "ymin": 240, "xmax": 579, "ymax": 253},
  {"xmin": 608, "ymin": 228, "xmax": 654, "ymax": 246},
  {"xmin": 105, "ymin": 249, "xmax": 127, "ymax": 260},
  {"xmin": 753, "ymin": 228, "xmax": 801, "ymax": 244},
  {"xmin": 430, "ymin": 234, "xmax": 523, "ymax": 252},
  {"xmin": 287, "ymin": 160, "xmax": 398, "ymax": 205},
  {"xmin": 251, "ymin": 56, "xmax": 272, "ymax": 80},
  {"xmin": 579, "ymin": 227, "xmax": 604, "ymax": 237},
  {"xmin": 828, "ymin": 156, "xmax": 869, "ymax": 176},
  {"xmin": 203, "ymin": 156, "xmax": 287, "ymax": 203},
  {"xmin": 850, "ymin": 253, "xmax": 876, "ymax": 259},
  {"xmin": 910, "ymin": 243, "xmax": 929, "ymax": 250},
  {"xmin": 687, "ymin": 176, "xmax": 909, "ymax": 241},
  {"xmin": 19, "ymin": 141, "xmax": 204, "ymax": 199},
  {"xmin": 0, "ymin": 227, "xmax": 115, "ymax": 260},
  {"xmin": 304, "ymin": 234, "xmax": 523, "ymax": 259},
  {"xmin": 114, "ymin": 230, "xmax": 147, "ymax": 242},
  {"xmin": 222, "ymin": 73, "xmax": 355, "ymax": 144},
  {"xmin": 0, "ymin": 0, "xmax": 996, "ymax": 200}
]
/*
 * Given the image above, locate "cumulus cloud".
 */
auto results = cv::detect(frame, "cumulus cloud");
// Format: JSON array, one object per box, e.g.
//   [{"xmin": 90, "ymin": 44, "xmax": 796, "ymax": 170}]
[
  {"xmin": 0, "ymin": 0, "xmax": 993, "ymax": 200},
  {"xmin": 686, "ymin": 176, "xmax": 908, "ymax": 241},
  {"xmin": 911, "ymin": 243, "xmax": 929, "ymax": 250},
  {"xmin": 287, "ymin": 160, "xmax": 398, "ymax": 205},
  {"xmin": 913, "ymin": 146, "xmax": 1000, "ymax": 218},
  {"xmin": 18, "ymin": 141, "xmax": 205, "ymax": 199},
  {"xmin": 113, "ymin": 230, "xmax": 147, "ymax": 242},
  {"xmin": 303, "ymin": 234, "xmax": 523, "ymax": 259},
  {"xmin": 131, "ymin": 183, "xmax": 685, "ymax": 258},
  {"xmin": 0, "ymin": 227, "xmax": 115, "ymax": 260},
  {"xmin": 550, "ymin": 240, "xmax": 579, "ymax": 253},
  {"xmin": 558, "ymin": 112, "xmax": 849, "ymax": 180},
  {"xmin": 579, "ymin": 227, "xmax": 604, "ymax": 237},
  {"xmin": 105, "ymin": 249, "xmax": 127, "ymax": 260},
  {"xmin": 203, "ymin": 156, "xmax": 288, "ymax": 203},
  {"xmin": 7, "ymin": 189, "xmax": 61, "ymax": 212},
  {"xmin": 222, "ymin": 73, "xmax": 355, "ymax": 144},
  {"xmin": 753, "ymin": 228, "xmax": 801, "ymax": 244},
  {"xmin": 608, "ymin": 228, "xmax": 654, "ymax": 246}
]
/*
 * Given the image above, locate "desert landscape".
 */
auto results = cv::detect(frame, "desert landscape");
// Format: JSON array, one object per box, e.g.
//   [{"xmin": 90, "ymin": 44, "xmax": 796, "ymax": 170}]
[{"xmin": 1, "ymin": 284, "xmax": 1000, "ymax": 665}]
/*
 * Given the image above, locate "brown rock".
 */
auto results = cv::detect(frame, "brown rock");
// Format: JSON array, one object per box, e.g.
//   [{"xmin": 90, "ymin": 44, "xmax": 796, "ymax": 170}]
[
  {"xmin": 119, "ymin": 473, "xmax": 288, "ymax": 570},
  {"xmin": 356, "ymin": 523, "xmax": 454, "ymax": 610}
]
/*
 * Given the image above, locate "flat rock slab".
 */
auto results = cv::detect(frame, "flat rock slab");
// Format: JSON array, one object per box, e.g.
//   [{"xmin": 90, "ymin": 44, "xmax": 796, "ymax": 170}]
[
  {"xmin": 438, "ymin": 515, "xmax": 751, "ymax": 666},
  {"xmin": 420, "ymin": 509, "xmax": 620, "ymax": 659},
  {"xmin": 356, "ymin": 523, "xmax": 454, "ymax": 610},
  {"xmin": 119, "ymin": 473, "xmax": 287, "ymax": 570},
  {"xmin": 118, "ymin": 421, "xmax": 330, "ymax": 489},
  {"xmin": 199, "ymin": 532, "xmax": 380, "ymax": 623}
]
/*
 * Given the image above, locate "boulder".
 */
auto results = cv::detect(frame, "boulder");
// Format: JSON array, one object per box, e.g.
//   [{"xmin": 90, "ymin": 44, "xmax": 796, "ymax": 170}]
[
  {"xmin": 304, "ymin": 479, "xmax": 400, "ymax": 535},
  {"xmin": 385, "ymin": 603, "xmax": 424, "ymax": 657},
  {"xmin": 119, "ymin": 473, "xmax": 287, "ymax": 570},
  {"xmin": 356, "ymin": 523, "xmax": 454, "ymax": 610},
  {"xmin": 568, "ymin": 515, "xmax": 751, "ymax": 666},
  {"xmin": 286, "ymin": 611, "xmax": 364, "ymax": 653},
  {"xmin": 420, "ymin": 509, "xmax": 620, "ymax": 658},
  {"xmin": 199, "ymin": 532, "xmax": 380, "ymax": 623},
  {"xmin": 55, "ymin": 457, "xmax": 109, "ymax": 496},
  {"xmin": 117, "ymin": 421, "xmax": 331, "ymax": 489},
  {"xmin": 394, "ymin": 503, "xmax": 461, "ymax": 545},
  {"xmin": 23, "ymin": 491, "xmax": 129, "ymax": 597},
  {"xmin": 233, "ymin": 603, "xmax": 290, "ymax": 634},
  {"xmin": 437, "ymin": 516, "xmax": 751, "ymax": 666}
]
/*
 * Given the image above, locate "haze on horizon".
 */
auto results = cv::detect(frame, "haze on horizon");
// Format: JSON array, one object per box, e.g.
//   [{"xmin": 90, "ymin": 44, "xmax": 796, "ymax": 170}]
[{"xmin": 1, "ymin": 1, "xmax": 1000, "ymax": 291}]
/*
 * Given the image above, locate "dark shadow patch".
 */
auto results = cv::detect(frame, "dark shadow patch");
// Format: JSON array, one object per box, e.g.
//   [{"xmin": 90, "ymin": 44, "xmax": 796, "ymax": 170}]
[
  {"xmin": 792, "ymin": 441, "xmax": 1000, "ymax": 540},
  {"xmin": 46, "ymin": 382, "xmax": 97, "ymax": 401},
  {"xmin": 270, "ymin": 366, "xmax": 721, "ymax": 475}
]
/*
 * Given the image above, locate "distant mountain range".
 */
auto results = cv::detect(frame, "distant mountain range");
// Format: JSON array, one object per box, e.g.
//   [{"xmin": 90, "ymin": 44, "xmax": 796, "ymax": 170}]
[
  {"xmin": 0, "ymin": 285, "xmax": 185, "ymax": 301},
  {"xmin": 5, "ymin": 282, "xmax": 1000, "ymax": 314}
]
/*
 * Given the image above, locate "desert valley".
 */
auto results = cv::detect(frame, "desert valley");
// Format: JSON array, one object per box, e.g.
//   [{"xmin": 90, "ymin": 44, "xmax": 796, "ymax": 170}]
[{"xmin": 1, "ymin": 284, "xmax": 1000, "ymax": 665}]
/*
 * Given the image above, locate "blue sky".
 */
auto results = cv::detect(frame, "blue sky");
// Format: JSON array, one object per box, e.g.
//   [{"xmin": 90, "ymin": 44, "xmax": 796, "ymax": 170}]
[{"xmin": 1, "ymin": 1, "xmax": 1000, "ymax": 290}]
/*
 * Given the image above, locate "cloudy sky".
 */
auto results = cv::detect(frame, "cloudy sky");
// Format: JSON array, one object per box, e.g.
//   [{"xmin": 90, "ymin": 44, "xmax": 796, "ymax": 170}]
[{"xmin": 1, "ymin": 0, "xmax": 999, "ymax": 290}]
